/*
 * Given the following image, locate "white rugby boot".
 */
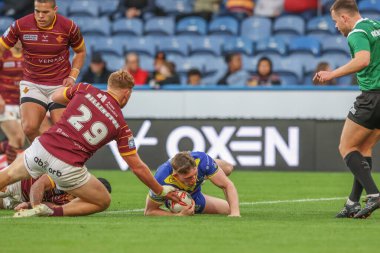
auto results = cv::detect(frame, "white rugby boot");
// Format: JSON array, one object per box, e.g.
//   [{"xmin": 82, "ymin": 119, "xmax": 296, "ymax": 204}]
[{"xmin": 13, "ymin": 204, "xmax": 54, "ymax": 218}]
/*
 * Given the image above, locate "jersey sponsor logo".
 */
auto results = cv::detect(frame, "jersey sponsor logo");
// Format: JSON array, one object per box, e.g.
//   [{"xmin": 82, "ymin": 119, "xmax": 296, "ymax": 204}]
[
  {"xmin": 371, "ymin": 29, "xmax": 380, "ymax": 37},
  {"xmin": 38, "ymin": 55, "xmax": 65, "ymax": 64},
  {"xmin": 42, "ymin": 34, "xmax": 49, "ymax": 42},
  {"xmin": 85, "ymin": 93, "xmax": 120, "ymax": 129},
  {"xmin": 56, "ymin": 35, "xmax": 64, "ymax": 43},
  {"xmin": 23, "ymin": 34, "xmax": 38, "ymax": 41},
  {"xmin": 22, "ymin": 87, "xmax": 29, "ymax": 94},
  {"xmin": 128, "ymin": 137, "xmax": 136, "ymax": 149},
  {"xmin": 349, "ymin": 106, "xmax": 357, "ymax": 115},
  {"xmin": 33, "ymin": 156, "xmax": 62, "ymax": 177},
  {"xmin": 3, "ymin": 61, "xmax": 16, "ymax": 68}
]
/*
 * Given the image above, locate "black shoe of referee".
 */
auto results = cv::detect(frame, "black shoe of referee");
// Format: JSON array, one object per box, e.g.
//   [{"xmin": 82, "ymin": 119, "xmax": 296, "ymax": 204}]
[
  {"xmin": 335, "ymin": 202, "xmax": 361, "ymax": 218},
  {"xmin": 354, "ymin": 196, "xmax": 380, "ymax": 219}
]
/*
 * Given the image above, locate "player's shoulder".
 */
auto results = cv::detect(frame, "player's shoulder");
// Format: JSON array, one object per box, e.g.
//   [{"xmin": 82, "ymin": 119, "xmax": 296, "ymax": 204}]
[
  {"xmin": 14, "ymin": 14, "xmax": 35, "ymax": 29},
  {"xmin": 55, "ymin": 14, "xmax": 77, "ymax": 33},
  {"xmin": 155, "ymin": 161, "xmax": 173, "ymax": 183}
]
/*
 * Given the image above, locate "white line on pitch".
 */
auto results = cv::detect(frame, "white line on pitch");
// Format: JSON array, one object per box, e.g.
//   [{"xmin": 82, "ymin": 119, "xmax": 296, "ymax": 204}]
[{"xmin": 103, "ymin": 197, "xmax": 347, "ymax": 214}]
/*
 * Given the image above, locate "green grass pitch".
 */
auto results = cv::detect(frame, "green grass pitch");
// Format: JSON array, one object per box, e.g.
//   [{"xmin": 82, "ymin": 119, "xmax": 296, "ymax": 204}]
[{"xmin": 0, "ymin": 171, "xmax": 379, "ymax": 253}]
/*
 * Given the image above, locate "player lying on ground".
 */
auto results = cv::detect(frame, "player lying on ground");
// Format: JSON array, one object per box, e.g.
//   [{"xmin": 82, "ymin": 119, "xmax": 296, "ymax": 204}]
[
  {"xmin": 314, "ymin": 0, "xmax": 380, "ymax": 219},
  {"xmin": 144, "ymin": 151, "xmax": 240, "ymax": 217},
  {"xmin": 0, "ymin": 174, "xmax": 111, "ymax": 212},
  {"xmin": 0, "ymin": 70, "xmax": 179, "ymax": 217}
]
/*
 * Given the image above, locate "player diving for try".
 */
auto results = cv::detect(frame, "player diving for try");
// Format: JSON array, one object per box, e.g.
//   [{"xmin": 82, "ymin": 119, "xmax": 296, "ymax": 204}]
[{"xmin": 144, "ymin": 151, "xmax": 240, "ymax": 217}]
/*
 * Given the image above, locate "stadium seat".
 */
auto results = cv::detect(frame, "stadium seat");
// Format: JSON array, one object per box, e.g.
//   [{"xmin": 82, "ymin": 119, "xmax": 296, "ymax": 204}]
[
  {"xmin": 138, "ymin": 55, "xmax": 155, "ymax": 73},
  {"xmin": 0, "ymin": 17, "xmax": 14, "ymax": 33},
  {"xmin": 274, "ymin": 57, "xmax": 303, "ymax": 85},
  {"xmin": 273, "ymin": 15, "xmax": 305, "ymax": 36},
  {"xmin": 92, "ymin": 37, "xmax": 125, "ymax": 57},
  {"xmin": 176, "ymin": 16, "xmax": 207, "ymax": 36},
  {"xmin": 99, "ymin": 0, "xmax": 119, "ymax": 16},
  {"xmin": 256, "ymin": 37, "xmax": 287, "ymax": 56},
  {"xmin": 156, "ymin": 0, "xmax": 193, "ymax": 15},
  {"xmin": 73, "ymin": 17, "xmax": 111, "ymax": 36},
  {"xmin": 125, "ymin": 37, "xmax": 157, "ymax": 57},
  {"xmin": 189, "ymin": 36, "xmax": 223, "ymax": 56},
  {"xmin": 144, "ymin": 17, "xmax": 175, "ymax": 36},
  {"xmin": 241, "ymin": 17, "xmax": 272, "ymax": 42},
  {"xmin": 208, "ymin": 16, "xmax": 239, "ymax": 36},
  {"xmin": 321, "ymin": 36, "xmax": 350, "ymax": 57},
  {"xmin": 242, "ymin": 55, "xmax": 260, "ymax": 73},
  {"xmin": 157, "ymin": 37, "xmax": 189, "ymax": 57},
  {"xmin": 56, "ymin": 0, "xmax": 69, "ymax": 16},
  {"xmin": 358, "ymin": 0, "xmax": 380, "ymax": 15},
  {"xmin": 306, "ymin": 16, "xmax": 337, "ymax": 35},
  {"xmin": 203, "ymin": 57, "xmax": 228, "ymax": 85},
  {"xmin": 288, "ymin": 36, "xmax": 321, "ymax": 56},
  {"xmin": 112, "ymin": 19, "xmax": 143, "ymax": 36},
  {"xmin": 177, "ymin": 56, "xmax": 206, "ymax": 74},
  {"xmin": 68, "ymin": 1, "xmax": 99, "ymax": 17},
  {"xmin": 102, "ymin": 55, "xmax": 124, "ymax": 72},
  {"xmin": 223, "ymin": 37, "xmax": 254, "ymax": 56}
]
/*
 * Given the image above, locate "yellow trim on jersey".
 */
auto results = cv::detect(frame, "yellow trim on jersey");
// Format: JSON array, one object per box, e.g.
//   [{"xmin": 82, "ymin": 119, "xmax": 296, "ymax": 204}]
[
  {"xmin": 47, "ymin": 175, "xmax": 56, "ymax": 188},
  {"xmin": 147, "ymin": 194, "xmax": 165, "ymax": 204},
  {"xmin": 63, "ymin": 87, "xmax": 70, "ymax": 101},
  {"xmin": 72, "ymin": 39, "xmax": 85, "ymax": 52},
  {"xmin": 120, "ymin": 150, "xmax": 137, "ymax": 157},
  {"xmin": 0, "ymin": 38, "xmax": 11, "ymax": 50},
  {"xmin": 36, "ymin": 14, "xmax": 57, "ymax": 30},
  {"xmin": 206, "ymin": 167, "xmax": 220, "ymax": 179}
]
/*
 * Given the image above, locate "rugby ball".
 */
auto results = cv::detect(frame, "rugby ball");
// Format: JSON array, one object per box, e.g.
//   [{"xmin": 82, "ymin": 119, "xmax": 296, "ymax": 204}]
[{"xmin": 167, "ymin": 190, "xmax": 193, "ymax": 213}]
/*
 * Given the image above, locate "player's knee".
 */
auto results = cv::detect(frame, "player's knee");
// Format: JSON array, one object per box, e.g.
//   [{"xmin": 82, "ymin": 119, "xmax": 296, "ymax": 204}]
[
  {"xmin": 224, "ymin": 163, "xmax": 234, "ymax": 176},
  {"xmin": 99, "ymin": 194, "xmax": 111, "ymax": 211},
  {"xmin": 21, "ymin": 123, "xmax": 39, "ymax": 139}
]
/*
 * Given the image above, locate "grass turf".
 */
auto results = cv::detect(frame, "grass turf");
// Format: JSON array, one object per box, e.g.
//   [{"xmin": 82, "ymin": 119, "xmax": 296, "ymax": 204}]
[{"xmin": 0, "ymin": 171, "xmax": 379, "ymax": 253}]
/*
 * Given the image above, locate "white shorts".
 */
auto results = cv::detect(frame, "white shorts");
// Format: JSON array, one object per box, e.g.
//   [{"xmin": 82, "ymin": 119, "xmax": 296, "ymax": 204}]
[
  {"xmin": 23, "ymin": 138, "xmax": 91, "ymax": 191},
  {"xmin": 0, "ymin": 105, "xmax": 20, "ymax": 122},
  {"xmin": 19, "ymin": 81, "xmax": 64, "ymax": 110},
  {"xmin": 2, "ymin": 181, "xmax": 23, "ymax": 210}
]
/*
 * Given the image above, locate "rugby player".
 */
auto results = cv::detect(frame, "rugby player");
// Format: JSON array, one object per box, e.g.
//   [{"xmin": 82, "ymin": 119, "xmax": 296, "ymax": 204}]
[
  {"xmin": 0, "ymin": 175, "xmax": 111, "ymax": 212},
  {"xmin": 314, "ymin": 0, "xmax": 380, "ymax": 218},
  {"xmin": 0, "ymin": 40, "xmax": 24, "ymax": 165},
  {"xmin": 144, "ymin": 151, "xmax": 240, "ymax": 217},
  {"xmin": 0, "ymin": 0, "xmax": 86, "ymax": 142},
  {"xmin": 0, "ymin": 70, "xmax": 179, "ymax": 217}
]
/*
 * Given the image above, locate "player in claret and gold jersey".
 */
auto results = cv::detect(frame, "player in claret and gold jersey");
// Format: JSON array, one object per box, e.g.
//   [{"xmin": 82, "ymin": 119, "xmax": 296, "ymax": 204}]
[
  {"xmin": 0, "ymin": 0, "xmax": 87, "ymax": 142},
  {"xmin": 0, "ymin": 70, "xmax": 179, "ymax": 217},
  {"xmin": 0, "ymin": 40, "xmax": 24, "ymax": 165}
]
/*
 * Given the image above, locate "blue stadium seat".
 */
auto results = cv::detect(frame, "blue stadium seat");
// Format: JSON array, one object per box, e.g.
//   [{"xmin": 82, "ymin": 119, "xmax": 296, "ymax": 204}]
[
  {"xmin": 208, "ymin": 16, "xmax": 239, "ymax": 36},
  {"xmin": 274, "ymin": 57, "xmax": 303, "ymax": 85},
  {"xmin": 289, "ymin": 36, "xmax": 321, "ymax": 56},
  {"xmin": 359, "ymin": 0, "xmax": 380, "ymax": 15},
  {"xmin": 73, "ymin": 17, "xmax": 111, "ymax": 36},
  {"xmin": 177, "ymin": 56, "xmax": 206, "ymax": 74},
  {"xmin": 102, "ymin": 55, "xmax": 124, "ymax": 72},
  {"xmin": 242, "ymin": 55, "xmax": 260, "ymax": 73},
  {"xmin": 0, "ymin": 17, "xmax": 14, "ymax": 33},
  {"xmin": 176, "ymin": 16, "xmax": 207, "ymax": 36},
  {"xmin": 307, "ymin": 16, "xmax": 337, "ymax": 35},
  {"xmin": 56, "ymin": 0, "xmax": 69, "ymax": 16},
  {"xmin": 138, "ymin": 55, "xmax": 155, "ymax": 73},
  {"xmin": 223, "ymin": 37, "xmax": 254, "ymax": 55},
  {"xmin": 241, "ymin": 17, "xmax": 272, "ymax": 42},
  {"xmin": 273, "ymin": 15, "xmax": 305, "ymax": 36},
  {"xmin": 112, "ymin": 19, "xmax": 143, "ymax": 36},
  {"xmin": 99, "ymin": 0, "xmax": 119, "ymax": 16},
  {"xmin": 69, "ymin": 1, "xmax": 99, "ymax": 17},
  {"xmin": 157, "ymin": 37, "xmax": 189, "ymax": 57},
  {"xmin": 145, "ymin": 17, "xmax": 174, "ymax": 36},
  {"xmin": 156, "ymin": 0, "xmax": 193, "ymax": 15},
  {"xmin": 92, "ymin": 37, "xmax": 125, "ymax": 57},
  {"xmin": 203, "ymin": 57, "xmax": 227, "ymax": 85},
  {"xmin": 189, "ymin": 36, "xmax": 223, "ymax": 56},
  {"xmin": 321, "ymin": 36, "xmax": 350, "ymax": 57},
  {"xmin": 256, "ymin": 37, "xmax": 287, "ymax": 56},
  {"xmin": 125, "ymin": 37, "xmax": 157, "ymax": 57}
]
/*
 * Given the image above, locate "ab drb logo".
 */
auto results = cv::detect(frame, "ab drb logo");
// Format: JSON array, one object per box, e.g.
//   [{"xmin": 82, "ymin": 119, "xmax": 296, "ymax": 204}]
[{"xmin": 34, "ymin": 157, "xmax": 62, "ymax": 177}]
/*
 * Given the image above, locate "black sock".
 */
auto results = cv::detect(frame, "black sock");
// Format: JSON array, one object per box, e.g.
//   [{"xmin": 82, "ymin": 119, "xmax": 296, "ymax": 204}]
[
  {"xmin": 345, "ymin": 151, "xmax": 379, "ymax": 195},
  {"xmin": 349, "ymin": 157, "xmax": 372, "ymax": 202}
]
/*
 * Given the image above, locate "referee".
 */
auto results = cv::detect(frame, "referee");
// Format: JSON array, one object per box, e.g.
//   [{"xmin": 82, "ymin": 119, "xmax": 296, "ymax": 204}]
[{"xmin": 315, "ymin": 0, "xmax": 380, "ymax": 218}]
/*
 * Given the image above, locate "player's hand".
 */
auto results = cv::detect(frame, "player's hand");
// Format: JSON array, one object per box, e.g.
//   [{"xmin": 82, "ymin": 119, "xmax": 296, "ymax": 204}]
[
  {"xmin": 163, "ymin": 190, "xmax": 181, "ymax": 204},
  {"xmin": 313, "ymin": 71, "xmax": 334, "ymax": 84},
  {"xmin": 228, "ymin": 213, "xmax": 241, "ymax": 218},
  {"xmin": 177, "ymin": 200, "xmax": 195, "ymax": 216},
  {"xmin": 14, "ymin": 202, "xmax": 31, "ymax": 211},
  {"xmin": 0, "ymin": 95, "xmax": 5, "ymax": 114},
  {"xmin": 62, "ymin": 77, "xmax": 75, "ymax": 87}
]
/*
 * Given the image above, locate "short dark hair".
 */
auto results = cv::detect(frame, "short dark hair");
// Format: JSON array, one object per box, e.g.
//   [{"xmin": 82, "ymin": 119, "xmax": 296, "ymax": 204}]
[
  {"xmin": 188, "ymin": 68, "xmax": 202, "ymax": 77},
  {"xmin": 97, "ymin": 177, "xmax": 112, "ymax": 193},
  {"xmin": 224, "ymin": 53, "xmax": 240, "ymax": 64},
  {"xmin": 330, "ymin": 0, "xmax": 359, "ymax": 15},
  {"xmin": 171, "ymin": 151, "xmax": 196, "ymax": 175},
  {"xmin": 257, "ymin": 57, "xmax": 273, "ymax": 75},
  {"xmin": 35, "ymin": 0, "xmax": 56, "ymax": 8}
]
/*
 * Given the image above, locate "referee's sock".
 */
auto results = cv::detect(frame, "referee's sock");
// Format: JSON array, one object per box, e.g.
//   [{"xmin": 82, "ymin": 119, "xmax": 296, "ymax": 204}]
[
  {"xmin": 345, "ymin": 151, "xmax": 379, "ymax": 196},
  {"xmin": 348, "ymin": 157, "xmax": 372, "ymax": 203}
]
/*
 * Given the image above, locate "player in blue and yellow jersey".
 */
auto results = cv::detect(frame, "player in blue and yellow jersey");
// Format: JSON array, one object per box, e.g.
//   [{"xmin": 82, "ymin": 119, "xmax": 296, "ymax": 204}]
[
  {"xmin": 144, "ymin": 151, "xmax": 240, "ymax": 217},
  {"xmin": 314, "ymin": 0, "xmax": 380, "ymax": 219}
]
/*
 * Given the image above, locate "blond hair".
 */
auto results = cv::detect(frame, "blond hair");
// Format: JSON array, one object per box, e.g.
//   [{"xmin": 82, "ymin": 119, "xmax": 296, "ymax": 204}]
[
  {"xmin": 108, "ymin": 70, "xmax": 135, "ymax": 89},
  {"xmin": 171, "ymin": 151, "xmax": 196, "ymax": 175},
  {"xmin": 330, "ymin": 0, "xmax": 359, "ymax": 15}
]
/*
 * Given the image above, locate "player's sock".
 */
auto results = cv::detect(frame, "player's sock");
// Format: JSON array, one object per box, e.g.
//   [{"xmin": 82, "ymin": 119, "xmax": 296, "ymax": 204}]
[
  {"xmin": 5, "ymin": 145, "xmax": 17, "ymax": 165},
  {"xmin": 346, "ymin": 199, "xmax": 356, "ymax": 205},
  {"xmin": 51, "ymin": 206, "xmax": 64, "ymax": 217},
  {"xmin": 348, "ymin": 157, "xmax": 372, "ymax": 202},
  {"xmin": 345, "ymin": 151, "xmax": 379, "ymax": 195},
  {"xmin": 0, "ymin": 140, "xmax": 8, "ymax": 154}
]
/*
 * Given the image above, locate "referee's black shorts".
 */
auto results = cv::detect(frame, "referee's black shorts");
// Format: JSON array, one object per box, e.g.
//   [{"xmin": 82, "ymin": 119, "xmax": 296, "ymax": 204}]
[{"xmin": 348, "ymin": 91, "xmax": 380, "ymax": 129}]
